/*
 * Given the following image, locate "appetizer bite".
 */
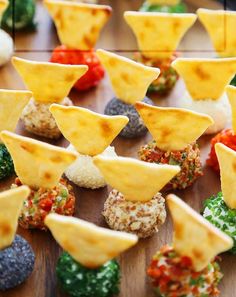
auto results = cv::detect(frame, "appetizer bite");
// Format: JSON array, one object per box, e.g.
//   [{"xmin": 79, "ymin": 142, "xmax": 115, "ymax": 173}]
[
  {"xmin": 45, "ymin": 214, "xmax": 138, "ymax": 297},
  {"xmin": 44, "ymin": 0, "xmax": 112, "ymax": 91},
  {"xmin": 124, "ymin": 11, "xmax": 196, "ymax": 95},
  {"xmin": 50, "ymin": 104, "xmax": 128, "ymax": 189},
  {"xmin": 140, "ymin": 0, "xmax": 186, "ymax": 13},
  {"xmin": 204, "ymin": 143, "xmax": 236, "ymax": 254},
  {"xmin": 2, "ymin": 0, "xmax": 36, "ymax": 31},
  {"xmin": 172, "ymin": 58, "xmax": 236, "ymax": 134},
  {"xmin": 0, "ymin": 186, "xmax": 35, "ymax": 291},
  {"xmin": 1, "ymin": 131, "xmax": 77, "ymax": 230},
  {"xmin": 94, "ymin": 156, "xmax": 180, "ymax": 238},
  {"xmin": 207, "ymin": 86, "xmax": 236, "ymax": 171},
  {"xmin": 97, "ymin": 49, "xmax": 160, "ymax": 138},
  {"xmin": 136, "ymin": 102, "xmax": 213, "ymax": 190},
  {"xmin": 148, "ymin": 194, "xmax": 233, "ymax": 297},
  {"xmin": 197, "ymin": 9, "xmax": 236, "ymax": 86},
  {"xmin": 0, "ymin": 0, "xmax": 13, "ymax": 66},
  {"xmin": 12, "ymin": 57, "xmax": 88, "ymax": 139},
  {"xmin": 0, "ymin": 89, "xmax": 32, "ymax": 180}
]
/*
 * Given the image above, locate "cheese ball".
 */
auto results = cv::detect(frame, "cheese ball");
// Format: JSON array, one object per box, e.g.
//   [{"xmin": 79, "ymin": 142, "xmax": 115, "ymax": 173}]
[
  {"xmin": 0, "ymin": 29, "xmax": 13, "ymax": 66},
  {"xmin": 139, "ymin": 1, "xmax": 186, "ymax": 12},
  {"xmin": 65, "ymin": 145, "xmax": 117, "ymax": 189},
  {"xmin": 175, "ymin": 92, "xmax": 230, "ymax": 134},
  {"xmin": 57, "ymin": 252, "xmax": 120, "ymax": 297},
  {"xmin": 203, "ymin": 192, "xmax": 236, "ymax": 254},
  {"xmin": 0, "ymin": 143, "xmax": 14, "ymax": 180},
  {"xmin": 13, "ymin": 178, "xmax": 75, "ymax": 230},
  {"xmin": 147, "ymin": 245, "xmax": 222, "ymax": 297},
  {"xmin": 104, "ymin": 97, "xmax": 153, "ymax": 138},
  {"xmin": 103, "ymin": 189, "xmax": 166, "ymax": 238},
  {"xmin": 139, "ymin": 141, "xmax": 203, "ymax": 190},
  {"xmin": 0, "ymin": 235, "xmax": 35, "ymax": 291},
  {"xmin": 21, "ymin": 97, "xmax": 73, "ymax": 139}
]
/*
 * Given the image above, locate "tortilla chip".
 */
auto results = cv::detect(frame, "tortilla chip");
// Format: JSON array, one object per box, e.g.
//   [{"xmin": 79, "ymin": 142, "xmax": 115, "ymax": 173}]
[
  {"xmin": 50, "ymin": 104, "xmax": 128, "ymax": 156},
  {"xmin": 0, "ymin": 89, "xmax": 32, "ymax": 133},
  {"xmin": 167, "ymin": 194, "xmax": 233, "ymax": 271},
  {"xmin": 0, "ymin": 186, "xmax": 30, "ymax": 250},
  {"xmin": 44, "ymin": 0, "xmax": 112, "ymax": 50},
  {"xmin": 226, "ymin": 85, "xmax": 236, "ymax": 134},
  {"xmin": 0, "ymin": 131, "xmax": 77, "ymax": 189},
  {"xmin": 172, "ymin": 58, "xmax": 236, "ymax": 100},
  {"xmin": 147, "ymin": 0, "xmax": 180, "ymax": 4},
  {"xmin": 136, "ymin": 102, "xmax": 213, "ymax": 151},
  {"xmin": 124, "ymin": 11, "xmax": 196, "ymax": 59},
  {"xmin": 215, "ymin": 143, "xmax": 236, "ymax": 209},
  {"xmin": 93, "ymin": 156, "xmax": 180, "ymax": 202},
  {"xmin": 45, "ymin": 213, "xmax": 138, "ymax": 268},
  {"xmin": 198, "ymin": 9, "xmax": 236, "ymax": 58},
  {"xmin": 96, "ymin": 49, "xmax": 160, "ymax": 104},
  {"xmin": 12, "ymin": 57, "xmax": 88, "ymax": 103},
  {"xmin": 0, "ymin": 0, "xmax": 8, "ymax": 16}
]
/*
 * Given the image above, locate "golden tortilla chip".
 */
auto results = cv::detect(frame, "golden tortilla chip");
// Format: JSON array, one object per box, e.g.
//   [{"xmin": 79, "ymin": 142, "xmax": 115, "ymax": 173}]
[
  {"xmin": 198, "ymin": 9, "xmax": 236, "ymax": 57},
  {"xmin": 50, "ymin": 104, "xmax": 129, "ymax": 156},
  {"xmin": 0, "ymin": 131, "xmax": 77, "ymax": 189},
  {"xmin": 124, "ymin": 11, "xmax": 196, "ymax": 59},
  {"xmin": 45, "ymin": 213, "xmax": 138, "ymax": 268},
  {"xmin": 226, "ymin": 85, "xmax": 236, "ymax": 134},
  {"xmin": 12, "ymin": 57, "xmax": 88, "ymax": 103},
  {"xmin": 147, "ymin": 0, "xmax": 180, "ymax": 4},
  {"xmin": 96, "ymin": 49, "xmax": 160, "ymax": 104},
  {"xmin": 172, "ymin": 58, "xmax": 236, "ymax": 100},
  {"xmin": 0, "ymin": 89, "xmax": 32, "ymax": 133},
  {"xmin": 215, "ymin": 143, "xmax": 236, "ymax": 209},
  {"xmin": 93, "ymin": 156, "xmax": 180, "ymax": 202},
  {"xmin": 136, "ymin": 102, "xmax": 213, "ymax": 151},
  {"xmin": 0, "ymin": 186, "xmax": 30, "ymax": 250},
  {"xmin": 167, "ymin": 194, "xmax": 233, "ymax": 271},
  {"xmin": 0, "ymin": 0, "xmax": 8, "ymax": 16},
  {"xmin": 44, "ymin": 0, "xmax": 112, "ymax": 50}
]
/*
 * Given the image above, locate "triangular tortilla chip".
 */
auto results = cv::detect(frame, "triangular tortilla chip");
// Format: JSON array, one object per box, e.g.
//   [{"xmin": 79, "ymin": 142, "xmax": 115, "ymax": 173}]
[
  {"xmin": 0, "ymin": 186, "xmax": 30, "ymax": 250},
  {"xmin": 124, "ymin": 11, "xmax": 196, "ymax": 59},
  {"xmin": 50, "ymin": 104, "xmax": 129, "ymax": 156},
  {"xmin": 0, "ymin": 89, "xmax": 32, "ymax": 133},
  {"xmin": 0, "ymin": 131, "xmax": 77, "ymax": 189},
  {"xmin": 44, "ymin": 0, "xmax": 112, "ymax": 50},
  {"xmin": 45, "ymin": 213, "xmax": 138, "ymax": 268},
  {"xmin": 215, "ymin": 143, "xmax": 236, "ymax": 209},
  {"xmin": 136, "ymin": 102, "xmax": 213, "ymax": 151},
  {"xmin": 167, "ymin": 194, "xmax": 233, "ymax": 271},
  {"xmin": 12, "ymin": 57, "xmax": 88, "ymax": 103},
  {"xmin": 198, "ymin": 9, "xmax": 236, "ymax": 57},
  {"xmin": 226, "ymin": 85, "xmax": 236, "ymax": 134},
  {"xmin": 96, "ymin": 49, "xmax": 160, "ymax": 104},
  {"xmin": 147, "ymin": 0, "xmax": 180, "ymax": 4},
  {"xmin": 93, "ymin": 156, "xmax": 180, "ymax": 202},
  {"xmin": 172, "ymin": 58, "xmax": 236, "ymax": 100},
  {"xmin": 0, "ymin": 0, "xmax": 8, "ymax": 16}
]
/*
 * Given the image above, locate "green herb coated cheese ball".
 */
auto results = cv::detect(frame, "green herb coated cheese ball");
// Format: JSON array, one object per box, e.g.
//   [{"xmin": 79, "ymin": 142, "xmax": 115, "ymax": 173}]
[
  {"xmin": 203, "ymin": 192, "xmax": 236, "ymax": 254},
  {"xmin": 139, "ymin": 1, "xmax": 186, "ymax": 13},
  {"xmin": 57, "ymin": 252, "xmax": 120, "ymax": 297},
  {"xmin": 0, "ymin": 143, "xmax": 14, "ymax": 180}
]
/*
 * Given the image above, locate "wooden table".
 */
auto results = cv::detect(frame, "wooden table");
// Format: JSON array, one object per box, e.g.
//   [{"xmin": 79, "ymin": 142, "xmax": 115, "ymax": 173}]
[{"xmin": 1, "ymin": 1, "xmax": 235, "ymax": 297}]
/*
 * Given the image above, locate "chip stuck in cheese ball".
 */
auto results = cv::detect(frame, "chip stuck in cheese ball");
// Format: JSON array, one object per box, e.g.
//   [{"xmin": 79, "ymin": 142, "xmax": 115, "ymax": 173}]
[{"xmin": 94, "ymin": 156, "xmax": 180, "ymax": 238}]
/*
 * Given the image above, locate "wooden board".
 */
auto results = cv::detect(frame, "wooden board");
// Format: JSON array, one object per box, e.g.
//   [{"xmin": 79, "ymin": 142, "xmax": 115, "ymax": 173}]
[{"xmin": 1, "ymin": 1, "xmax": 235, "ymax": 297}]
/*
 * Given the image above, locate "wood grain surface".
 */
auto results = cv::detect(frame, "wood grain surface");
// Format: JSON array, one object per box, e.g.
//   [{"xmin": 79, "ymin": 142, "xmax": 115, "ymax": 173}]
[{"xmin": 1, "ymin": 1, "xmax": 235, "ymax": 297}]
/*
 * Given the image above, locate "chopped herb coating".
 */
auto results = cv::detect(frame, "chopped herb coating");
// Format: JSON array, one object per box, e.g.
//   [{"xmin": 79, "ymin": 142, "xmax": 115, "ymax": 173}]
[
  {"xmin": 230, "ymin": 74, "xmax": 236, "ymax": 87},
  {"xmin": 0, "ymin": 143, "xmax": 14, "ymax": 180},
  {"xmin": 203, "ymin": 192, "xmax": 236, "ymax": 254},
  {"xmin": 57, "ymin": 252, "xmax": 120, "ymax": 297},
  {"xmin": 139, "ymin": 2, "xmax": 186, "ymax": 13},
  {"xmin": 147, "ymin": 245, "xmax": 222, "ymax": 297},
  {"xmin": 139, "ymin": 141, "xmax": 202, "ymax": 190}
]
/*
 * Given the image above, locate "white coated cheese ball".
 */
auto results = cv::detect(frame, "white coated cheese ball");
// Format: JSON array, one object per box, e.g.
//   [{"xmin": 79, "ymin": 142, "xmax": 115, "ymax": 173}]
[
  {"xmin": 0, "ymin": 29, "xmax": 13, "ymax": 66},
  {"xmin": 65, "ymin": 145, "xmax": 117, "ymax": 189},
  {"xmin": 175, "ymin": 91, "xmax": 231, "ymax": 134}
]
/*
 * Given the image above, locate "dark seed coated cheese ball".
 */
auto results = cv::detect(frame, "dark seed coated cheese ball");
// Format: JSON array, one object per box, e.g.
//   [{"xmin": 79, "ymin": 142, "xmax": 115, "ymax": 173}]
[{"xmin": 0, "ymin": 235, "xmax": 35, "ymax": 291}]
